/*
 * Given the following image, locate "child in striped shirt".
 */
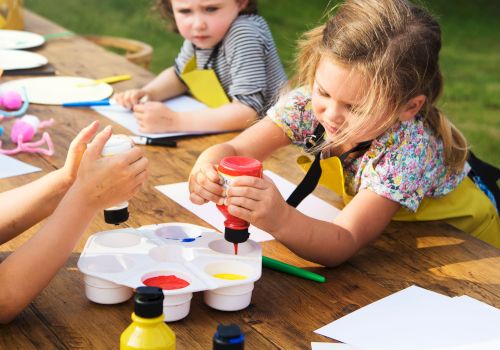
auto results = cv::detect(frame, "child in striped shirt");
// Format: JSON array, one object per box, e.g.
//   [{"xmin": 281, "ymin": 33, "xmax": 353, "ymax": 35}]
[{"xmin": 114, "ymin": 0, "xmax": 287, "ymax": 133}]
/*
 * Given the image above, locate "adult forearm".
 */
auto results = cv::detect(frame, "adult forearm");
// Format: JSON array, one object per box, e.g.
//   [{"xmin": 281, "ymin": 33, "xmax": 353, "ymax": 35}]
[
  {"xmin": 0, "ymin": 169, "xmax": 72, "ymax": 243},
  {"xmin": 273, "ymin": 208, "xmax": 359, "ymax": 267},
  {"xmin": 0, "ymin": 187, "xmax": 96, "ymax": 323},
  {"xmin": 142, "ymin": 67, "xmax": 187, "ymax": 101}
]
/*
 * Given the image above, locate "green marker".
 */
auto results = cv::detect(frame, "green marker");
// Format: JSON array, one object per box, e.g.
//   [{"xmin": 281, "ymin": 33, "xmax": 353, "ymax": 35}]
[{"xmin": 262, "ymin": 256, "xmax": 326, "ymax": 283}]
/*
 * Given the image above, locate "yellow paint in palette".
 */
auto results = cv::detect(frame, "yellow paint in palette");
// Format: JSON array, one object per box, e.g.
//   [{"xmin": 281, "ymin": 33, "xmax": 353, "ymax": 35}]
[{"xmin": 213, "ymin": 273, "xmax": 247, "ymax": 280}]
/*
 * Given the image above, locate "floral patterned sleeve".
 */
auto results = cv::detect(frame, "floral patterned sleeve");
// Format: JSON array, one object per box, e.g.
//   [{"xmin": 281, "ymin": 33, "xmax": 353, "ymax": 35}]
[
  {"xmin": 357, "ymin": 120, "xmax": 439, "ymax": 212},
  {"xmin": 266, "ymin": 87, "xmax": 318, "ymax": 148}
]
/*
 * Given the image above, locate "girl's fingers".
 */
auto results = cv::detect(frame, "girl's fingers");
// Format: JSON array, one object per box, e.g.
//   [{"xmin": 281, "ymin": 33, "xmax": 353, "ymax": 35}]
[
  {"xmin": 227, "ymin": 204, "xmax": 252, "ymax": 222},
  {"xmin": 133, "ymin": 104, "xmax": 144, "ymax": 113},
  {"xmin": 190, "ymin": 192, "xmax": 209, "ymax": 205},
  {"xmin": 226, "ymin": 196, "xmax": 258, "ymax": 211},
  {"xmin": 192, "ymin": 179, "xmax": 224, "ymax": 204},
  {"xmin": 231, "ymin": 175, "xmax": 267, "ymax": 189},
  {"xmin": 196, "ymin": 171, "xmax": 224, "ymax": 196},
  {"xmin": 227, "ymin": 185, "xmax": 263, "ymax": 201},
  {"xmin": 202, "ymin": 165, "xmax": 221, "ymax": 183}
]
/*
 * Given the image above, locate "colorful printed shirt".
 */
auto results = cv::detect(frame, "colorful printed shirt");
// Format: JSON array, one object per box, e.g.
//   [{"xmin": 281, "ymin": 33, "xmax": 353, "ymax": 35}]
[{"xmin": 267, "ymin": 87, "xmax": 470, "ymax": 212}]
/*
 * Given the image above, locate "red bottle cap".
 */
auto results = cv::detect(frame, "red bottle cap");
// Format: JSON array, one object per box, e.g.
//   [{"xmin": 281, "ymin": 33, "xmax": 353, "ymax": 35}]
[{"xmin": 218, "ymin": 156, "xmax": 262, "ymax": 177}]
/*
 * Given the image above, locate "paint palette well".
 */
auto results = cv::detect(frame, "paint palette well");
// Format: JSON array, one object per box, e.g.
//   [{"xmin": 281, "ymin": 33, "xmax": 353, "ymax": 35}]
[{"xmin": 78, "ymin": 223, "xmax": 262, "ymax": 322}]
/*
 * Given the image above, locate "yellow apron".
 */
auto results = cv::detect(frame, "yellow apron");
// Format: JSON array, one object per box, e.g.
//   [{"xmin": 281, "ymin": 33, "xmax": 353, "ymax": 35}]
[
  {"xmin": 0, "ymin": 0, "xmax": 24, "ymax": 30},
  {"xmin": 179, "ymin": 52, "xmax": 230, "ymax": 108},
  {"xmin": 297, "ymin": 155, "xmax": 500, "ymax": 248}
]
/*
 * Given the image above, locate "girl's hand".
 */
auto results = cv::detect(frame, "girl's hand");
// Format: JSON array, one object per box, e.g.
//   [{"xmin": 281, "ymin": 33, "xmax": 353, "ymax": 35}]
[
  {"xmin": 113, "ymin": 89, "xmax": 149, "ymax": 110},
  {"xmin": 188, "ymin": 163, "xmax": 224, "ymax": 205},
  {"xmin": 71, "ymin": 126, "xmax": 149, "ymax": 211},
  {"xmin": 61, "ymin": 121, "xmax": 100, "ymax": 185},
  {"xmin": 226, "ymin": 175, "xmax": 291, "ymax": 235},
  {"xmin": 133, "ymin": 102, "xmax": 180, "ymax": 133}
]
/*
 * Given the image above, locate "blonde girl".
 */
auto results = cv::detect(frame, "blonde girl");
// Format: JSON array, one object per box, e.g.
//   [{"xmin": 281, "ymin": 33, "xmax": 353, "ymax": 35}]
[
  {"xmin": 114, "ymin": 0, "xmax": 286, "ymax": 133},
  {"xmin": 188, "ymin": 0, "xmax": 500, "ymax": 267}
]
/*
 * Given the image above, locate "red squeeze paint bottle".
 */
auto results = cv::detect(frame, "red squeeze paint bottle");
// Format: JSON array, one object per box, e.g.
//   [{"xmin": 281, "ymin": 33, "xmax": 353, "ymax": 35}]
[{"xmin": 217, "ymin": 156, "xmax": 263, "ymax": 255}]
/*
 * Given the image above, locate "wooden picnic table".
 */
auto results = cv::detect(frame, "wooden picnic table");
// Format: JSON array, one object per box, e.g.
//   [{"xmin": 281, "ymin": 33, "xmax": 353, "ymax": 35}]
[{"xmin": 1, "ymin": 9, "xmax": 499, "ymax": 350}]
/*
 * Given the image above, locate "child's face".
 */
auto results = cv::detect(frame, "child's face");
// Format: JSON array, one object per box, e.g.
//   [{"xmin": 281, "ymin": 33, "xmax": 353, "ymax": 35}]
[
  {"xmin": 171, "ymin": 0, "xmax": 245, "ymax": 49},
  {"xmin": 311, "ymin": 58, "xmax": 374, "ymax": 143}
]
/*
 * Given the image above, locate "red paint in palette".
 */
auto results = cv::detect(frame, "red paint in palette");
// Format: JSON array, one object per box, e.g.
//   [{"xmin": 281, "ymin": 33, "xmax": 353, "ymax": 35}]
[{"xmin": 143, "ymin": 275, "xmax": 190, "ymax": 290}]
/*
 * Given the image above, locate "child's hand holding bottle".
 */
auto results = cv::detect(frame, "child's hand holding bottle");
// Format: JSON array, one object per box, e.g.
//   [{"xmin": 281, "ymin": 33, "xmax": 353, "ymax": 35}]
[
  {"xmin": 67, "ymin": 125, "xmax": 148, "ymax": 214},
  {"xmin": 189, "ymin": 163, "xmax": 224, "ymax": 206}
]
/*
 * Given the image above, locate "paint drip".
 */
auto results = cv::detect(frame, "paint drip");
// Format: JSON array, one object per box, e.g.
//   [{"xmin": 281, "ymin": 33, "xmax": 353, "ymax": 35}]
[
  {"xmin": 212, "ymin": 273, "xmax": 247, "ymax": 280},
  {"xmin": 234, "ymin": 243, "xmax": 238, "ymax": 255},
  {"xmin": 143, "ymin": 275, "xmax": 190, "ymax": 290}
]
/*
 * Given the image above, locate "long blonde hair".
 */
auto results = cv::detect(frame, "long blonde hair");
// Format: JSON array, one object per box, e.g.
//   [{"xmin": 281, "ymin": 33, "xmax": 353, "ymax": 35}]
[{"xmin": 293, "ymin": 0, "xmax": 468, "ymax": 170}]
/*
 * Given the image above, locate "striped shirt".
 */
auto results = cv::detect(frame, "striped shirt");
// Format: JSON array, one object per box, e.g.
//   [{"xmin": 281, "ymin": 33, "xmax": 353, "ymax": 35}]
[{"xmin": 174, "ymin": 14, "xmax": 287, "ymax": 116}]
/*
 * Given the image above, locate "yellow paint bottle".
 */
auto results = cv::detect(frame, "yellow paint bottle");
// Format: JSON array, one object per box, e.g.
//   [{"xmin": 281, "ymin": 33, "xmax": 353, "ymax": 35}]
[{"xmin": 120, "ymin": 287, "xmax": 176, "ymax": 350}]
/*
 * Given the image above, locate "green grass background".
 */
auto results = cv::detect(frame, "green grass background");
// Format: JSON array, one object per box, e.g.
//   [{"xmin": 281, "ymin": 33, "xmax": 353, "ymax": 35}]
[{"xmin": 25, "ymin": 0, "xmax": 500, "ymax": 167}]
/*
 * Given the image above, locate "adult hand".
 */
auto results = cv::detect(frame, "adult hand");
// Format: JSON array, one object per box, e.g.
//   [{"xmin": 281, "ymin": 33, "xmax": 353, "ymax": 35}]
[{"xmin": 188, "ymin": 163, "xmax": 224, "ymax": 205}]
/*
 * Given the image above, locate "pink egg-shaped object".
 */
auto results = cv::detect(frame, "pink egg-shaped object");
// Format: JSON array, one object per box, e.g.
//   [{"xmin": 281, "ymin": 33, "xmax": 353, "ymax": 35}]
[
  {"xmin": 1, "ymin": 91, "xmax": 23, "ymax": 110},
  {"xmin": 11, "ymin": 119, "xmax": 36, "ymax": 143}
]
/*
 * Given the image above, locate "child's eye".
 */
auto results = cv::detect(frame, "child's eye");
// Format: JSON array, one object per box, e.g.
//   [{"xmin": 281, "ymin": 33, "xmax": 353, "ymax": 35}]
[
  {"xmin": 177, "ymin": 8, "xmax": 192, "ymax": 14},
  {"xmin": 317, "ymin": 87, "xmax": 329, "ymax": 98},
  {"xmin": 205, "ymin": 6, "xmax": 219, "ymax": 13},
  {"xmin": 345, "ymin": 104, "xmax": 353, "ymax": 111}
]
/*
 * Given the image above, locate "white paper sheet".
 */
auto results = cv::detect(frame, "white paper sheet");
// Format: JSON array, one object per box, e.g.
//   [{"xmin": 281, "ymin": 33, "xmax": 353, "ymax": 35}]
[
  {"xmin": 92, "ymin": 95, "xmax": 209, "ymax": 138},
  {"xmin": 0, "ymin": 154, "xmax": 41, "ymax": 179},
  {"xmin": 311, "ymin": 342, "xmax": 361, "ymax": 350},
  {"xmin": 315, "ymin": 285, "xmax": 500, "ymax": 350},
  {"xmin": 155, "ymin": 170, "xmax": 340, "ymax": 242}
]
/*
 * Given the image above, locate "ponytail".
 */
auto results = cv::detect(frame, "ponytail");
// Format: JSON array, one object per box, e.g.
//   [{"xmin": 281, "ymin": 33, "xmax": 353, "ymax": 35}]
[{"xmin": 426, "ymin": 107, "xmax": 468, "ymax": 171}]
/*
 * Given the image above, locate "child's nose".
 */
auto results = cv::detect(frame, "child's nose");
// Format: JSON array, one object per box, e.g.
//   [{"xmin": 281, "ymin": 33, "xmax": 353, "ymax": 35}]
[
  {"xmin": 192, "ymin": 14, "xmax": 207, "ymax": 30},
  {"xmin": 324, "ymin": 102, "xmax": 345, "ymax": 125}
]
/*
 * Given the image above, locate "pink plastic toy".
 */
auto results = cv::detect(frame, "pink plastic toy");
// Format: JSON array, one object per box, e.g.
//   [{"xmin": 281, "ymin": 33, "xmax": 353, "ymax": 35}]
[
  {"xmin": 0, "ymin": 90, "xmax": 23, "ymax": 110},
  {"xmin": 0, "ymin": 115, "xmax": 55, "ymax": 156},
  {"xmin": 0, "ymin": 88, "xmax": 29, "ymax": 119}
]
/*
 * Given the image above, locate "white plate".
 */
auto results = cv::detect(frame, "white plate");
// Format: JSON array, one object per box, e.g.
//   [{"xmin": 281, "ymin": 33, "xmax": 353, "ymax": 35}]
[
  {"xmin": 0, "ymin": 49, "xmax": 48, "ymax": 70},
  {"xmin": 0, "ymin": 76, "xmax": 114, "ymax": 105},
  {"xmin": 0, "ymin": 29, "xmax": 45, "ymax": 49}
]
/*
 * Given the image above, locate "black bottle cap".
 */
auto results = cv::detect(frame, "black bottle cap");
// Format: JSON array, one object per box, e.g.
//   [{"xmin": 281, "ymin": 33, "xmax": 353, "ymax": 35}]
[
  {"xmin": 213, "ymin": 323, "xmax": 244, "ymax": 350},
  {"xmin": 224, "ymin": 227, "xmax": 249, "ymax": 244},
  {"xmin": 134, "ymin": 286, "xmax": 164, "ymax": 318},
  {"xmin": 104, "ymin": 206, "xmax": 129, "ymax": 225}
]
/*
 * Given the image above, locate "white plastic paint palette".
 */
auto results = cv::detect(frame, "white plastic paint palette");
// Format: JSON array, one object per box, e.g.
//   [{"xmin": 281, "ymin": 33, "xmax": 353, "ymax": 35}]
[{"xmin": 78, "ymin": 223, "xmax": 262, "ymax": 322}]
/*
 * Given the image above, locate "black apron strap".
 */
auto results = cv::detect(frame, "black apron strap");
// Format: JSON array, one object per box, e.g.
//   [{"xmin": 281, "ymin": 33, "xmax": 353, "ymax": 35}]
[
  {"xmin": 467, "ymin": 151, "xmax": 500, "ymax": 209},
  {"xmin": 203, "ymin": 43, "xmax": 220, "ymax": 70},
  {"xmin": 286, "ymin": 124, "xmax": 372, "ymax": 208}
]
